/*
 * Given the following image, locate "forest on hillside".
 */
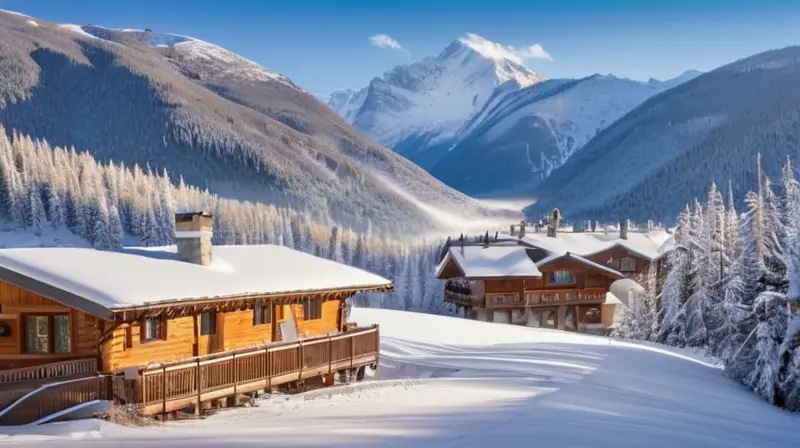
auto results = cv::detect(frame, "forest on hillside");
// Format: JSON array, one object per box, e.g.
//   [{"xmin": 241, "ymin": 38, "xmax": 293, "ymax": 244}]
[
  {"xmin": 0, "ymin": 127, "xmax": 452, "ymax": 316},
  {"xmin": 615, "ymin": 156, "xmax": 800, "ymax": 410}
]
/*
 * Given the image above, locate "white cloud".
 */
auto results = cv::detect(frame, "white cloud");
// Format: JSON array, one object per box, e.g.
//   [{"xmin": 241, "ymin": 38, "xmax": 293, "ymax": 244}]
[
  {"xmin": 508, "ymin": 43, "xmax": 553, "ymax": 62},
  {"xmin": 369, "ymin": 34, "xmax": 407, "ymax": 53},
  {"xmin": 459, "ymin": 33, "xmax": 553, "ymax": 65}
]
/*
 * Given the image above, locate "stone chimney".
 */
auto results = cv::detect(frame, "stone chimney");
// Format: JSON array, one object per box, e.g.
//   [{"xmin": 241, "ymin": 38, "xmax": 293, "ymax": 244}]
[
  {"xmin": 547, "ymin": 209, "xmax": 561, "ymax": 238},
  {"xmin": 175, "ymin": 212, "xmax": 214, "ymax": 266},
  {"xmin": 619, "ymin": 219, "xmax": 628, "ymax": 240},
  {"xmin": 510, "ymin": 224, "xmax": 516, "ymax": 236},
  {"xmin": 518, "ymin": 220, "xmax": 527, "ymax": 238}
]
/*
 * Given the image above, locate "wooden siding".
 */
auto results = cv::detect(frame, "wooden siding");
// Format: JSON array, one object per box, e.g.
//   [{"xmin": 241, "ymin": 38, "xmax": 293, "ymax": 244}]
[
  {"xmin": 0, "ymin": 281, "xmax": 101, "ymax": 370},
  {"xmin": 295, "ymin": 299, "xmax": 343, "ymax": 338},
  {"xmin": 586, "ymin": 247, "xmax": 652, "ymax": 277},
  {"xmin": 101, "ymin": 298, "xmax": 345, "ymax": 372}
]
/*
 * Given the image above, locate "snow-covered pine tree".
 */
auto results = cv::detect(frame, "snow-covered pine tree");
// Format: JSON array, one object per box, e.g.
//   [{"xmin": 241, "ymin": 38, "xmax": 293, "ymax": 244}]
[
  {"xmin": 684, "ymin": 199, "xmax": 709, "ymax": 346},
  {"xmin": 657, "ymin": 205, "xmax": 692, "ymax": 345}
]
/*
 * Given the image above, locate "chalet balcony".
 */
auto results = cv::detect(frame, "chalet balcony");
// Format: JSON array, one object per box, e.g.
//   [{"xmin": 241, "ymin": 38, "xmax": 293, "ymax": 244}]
[
  {"xmin": 120, "ymin": 325, "xmax": 380, "ymax": 416},
  {"xmin": 0, "ymin": 327, "xmax": 379, "ymax": 424},
  {"xmin": 525, "ymin": 288, "xmax": 607, "ymax": 306},
  {"xmin": 444, "ymin": 281, "xmax": 483, "ymax": 307}
]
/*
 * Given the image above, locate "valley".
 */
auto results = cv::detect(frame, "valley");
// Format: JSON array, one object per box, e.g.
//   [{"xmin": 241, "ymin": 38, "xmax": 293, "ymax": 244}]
[{"xmin": 0, "ymin": 3, "xmax": 799, "ymax": 442}]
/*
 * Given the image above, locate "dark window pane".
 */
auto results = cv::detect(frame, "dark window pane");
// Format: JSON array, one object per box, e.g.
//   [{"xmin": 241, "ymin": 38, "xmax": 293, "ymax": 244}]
[
  {"xmin": 201, "ymin": 312, "xmax": 215, "ymax": 335},
  {"xmin": 54, "ymin": 315, "xmax": 71, "ymax": 353},
  {"xmin": 25, "ymin": 316, "xmax": 49, "ymax": 353}
]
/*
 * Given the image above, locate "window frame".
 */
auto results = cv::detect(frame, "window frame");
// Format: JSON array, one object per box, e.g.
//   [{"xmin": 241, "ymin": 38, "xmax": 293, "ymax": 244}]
[
  {"xmin": 253, "ymin": 301, "xmax": 272, "ymax": 326},
  {"xmin": 200, "ymin": 311, "xmax": 216, "ymax": 336},
  {"xmin": 546, "ymin": 270, "xmax": 576, "ymax": 286},
  {"xmin": 620, "ymin": 257, "xmax": 637, "ymax": 272},
  {"xmin": 141, "ymin": 316, "xmax": 167, "ymax": 343},
  {"xmin": 22, "ymin": 313, "xmax": 72, "ymax": 354},
  {"xmin": 302, "ymin": 297, "xmax": 323, "ymax": 321}
]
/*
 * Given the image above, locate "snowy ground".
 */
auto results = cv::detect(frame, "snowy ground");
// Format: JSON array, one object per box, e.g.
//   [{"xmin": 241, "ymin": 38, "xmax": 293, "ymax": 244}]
[{"xmin": 1, "ymin": 308, "xmax": 798, "ymax": 447}]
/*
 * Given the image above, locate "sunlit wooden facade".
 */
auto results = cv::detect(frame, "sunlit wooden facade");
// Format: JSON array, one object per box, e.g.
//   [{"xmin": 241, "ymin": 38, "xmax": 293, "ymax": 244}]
[{"xmin": 0, "ymin": 212, "xmax": 393, "ymax": 424}]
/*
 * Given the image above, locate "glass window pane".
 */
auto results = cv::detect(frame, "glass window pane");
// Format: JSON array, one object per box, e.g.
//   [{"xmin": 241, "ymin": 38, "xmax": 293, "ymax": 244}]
[
  {"xmin": 54, "ymin": 315, "xmax": 71, "ymax": 353},
  {"xmin": 201, "ymin": 312, "xmax": 215, "ymax": 335},
  {"xmin": 253, "ymin": 302, "xmax": 262, "ymax": 325},
  {"xmin": 25, "ymin": 316, "xmax": 49, "ymax": 353}
]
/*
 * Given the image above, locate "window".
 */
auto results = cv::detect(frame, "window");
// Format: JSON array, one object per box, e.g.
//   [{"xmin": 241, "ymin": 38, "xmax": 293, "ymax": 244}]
[
  {"xmin": 142, "ymin": 317, "xmax": 165, "ymax": 342},
  {"xmin": 200, "ymin": 311, "xmax": 216, "ymax": 336},
  {"xmin": 547, "ymin": 270, "xmax": 576, "ymax": 285},
  {"xmin": 620, "ymin": 257, "xmax": 637, "ymax": 272},
  {"xmin": 24, "ymin": 315, "xmax": 71, "ymax": 354},
  {"xmin": 302, "ymin": 298, "xmax": 322, "ymax": 320},
  {"xmin": 253, "ymin": 301, "xmax": 271, "ymax": 326}
]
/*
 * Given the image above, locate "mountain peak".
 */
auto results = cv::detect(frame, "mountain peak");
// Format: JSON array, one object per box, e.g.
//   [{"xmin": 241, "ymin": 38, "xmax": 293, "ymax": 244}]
[{"xmin": 452, "ymin": 33, "xmax": 528, "ymax": 66}]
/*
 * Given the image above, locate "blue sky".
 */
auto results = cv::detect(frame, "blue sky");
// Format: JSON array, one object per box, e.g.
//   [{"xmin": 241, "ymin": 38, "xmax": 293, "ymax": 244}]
[{"xmin": 3, "ymin": 0, "xmax": 800, "ymax": 98}]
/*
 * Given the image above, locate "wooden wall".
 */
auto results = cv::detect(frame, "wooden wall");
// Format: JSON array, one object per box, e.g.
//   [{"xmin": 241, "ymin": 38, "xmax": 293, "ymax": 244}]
[
  {"xmin": 101, "ymin": 297, "xmax": 345, "ymax": 372},
  {"xmin": 0, "ymin": 281, "xmax": 101, "ymax": 370},
  {"xmin": 586, "ymin": 247, "xmax": 651, "ymax": 278}
]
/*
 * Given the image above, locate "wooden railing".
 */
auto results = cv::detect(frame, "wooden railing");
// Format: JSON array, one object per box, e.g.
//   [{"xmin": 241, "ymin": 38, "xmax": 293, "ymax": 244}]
[
  {"xmin": 526, "ymin": 288, "xmax": 607, "ymax": 306},
  {"xmin": 444, "ymin": 281, "xmax": 482, "ymax": 307},
  {"xmin": 137, "ymin": 326, "xmax": 380, "ymax": 416},
  {"xmin": 0, "ymin": 358, "xmax": 97, "ymax": 384},
  {"xmin": 0, "ymin": 375, "xmax": 111, "ymax": 426}
]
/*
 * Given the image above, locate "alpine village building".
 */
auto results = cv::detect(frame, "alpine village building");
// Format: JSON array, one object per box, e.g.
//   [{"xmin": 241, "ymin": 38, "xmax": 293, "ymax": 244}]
[
  {"xmin": 436, "ymin": 211, "xmax": 673, "ymax": 334},
  {"xmin": 0, "ymin": 212, "xmax": 393, "ymax": 424}
]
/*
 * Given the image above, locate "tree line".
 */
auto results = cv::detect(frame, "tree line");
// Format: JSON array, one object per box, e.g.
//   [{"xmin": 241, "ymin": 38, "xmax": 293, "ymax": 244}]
[
  {"xmin": 0, "ymin": 127, "xmax": 451, "ymax": 317},
  {"xmin": 615, "ymin": 155, "xmax": 800, "ymax": 410}
]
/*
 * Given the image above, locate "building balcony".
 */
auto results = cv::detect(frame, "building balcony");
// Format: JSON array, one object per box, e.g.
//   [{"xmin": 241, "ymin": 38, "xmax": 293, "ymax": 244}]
[
  {"xmin": 444, "ymin": 281, "xmax": 483, "ymax": 307},
  {"xmin": 525, "ymin": 288, "xmax": 607, "ymax": 306}
]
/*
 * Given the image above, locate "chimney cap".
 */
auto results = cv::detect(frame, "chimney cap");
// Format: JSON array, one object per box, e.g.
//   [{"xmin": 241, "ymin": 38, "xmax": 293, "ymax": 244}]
[{"xmin": 175, "ymin": 211, "xmax": 213, "ymax": 222}]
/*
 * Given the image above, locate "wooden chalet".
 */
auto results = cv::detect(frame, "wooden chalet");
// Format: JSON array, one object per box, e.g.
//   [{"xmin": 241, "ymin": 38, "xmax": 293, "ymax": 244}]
[
  {"xmin": 437, "ymin": 211, "xmax": 672, "ymax": 333},
  {"xmin": 0, "ymin": 212, "xmax": 393, "ymax": 424}
]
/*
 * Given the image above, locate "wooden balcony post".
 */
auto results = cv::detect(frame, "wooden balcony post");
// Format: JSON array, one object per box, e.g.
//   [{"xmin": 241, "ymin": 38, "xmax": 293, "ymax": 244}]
[
  {"xmin": 161, "ymin": 366, "xmax": 167, "ymax": 417},
  {"xmin": 375, "ymin": 326, "xmax": 380, "ymax": 367},
  {"xmin": 327, "ymin": 335, "xmax": 333, "ymax": 376},
  {"xmin": 264, "ymin": 346, "xmax": 272, "ymax": 393},
  {"xmin": 298, "ymin": 342, "xmax": 304, "ymax": 382},
  {"xmin": 233, "ymin": 352, "xmax": 238, "ymax": 397},
  {"xmin": 350, "ymin": 332, "xmax": 355, "ymax": 371},
  {"xmin": 195, "ymin": 360, "xmax": 201, "ymax": 415}
]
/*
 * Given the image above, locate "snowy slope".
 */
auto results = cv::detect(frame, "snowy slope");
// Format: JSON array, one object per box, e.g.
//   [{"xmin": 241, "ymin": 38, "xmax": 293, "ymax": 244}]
[
  {"xmin": 0, "ymin": 10, "xmax": 513, "ymax": 236},
  {"xmin": 429, "ymin": 72, "xmax": 700, "ymax": 196},
  {"xmin": 8, "ymin": 308, "xmax": 799, "ymax": 447},
  {"xmin": 528, "ymin": 46, "xmax": 800, "ymax": 223},
  {"xmin": 328, "ymin": 34, "xmax": 546, "ymax": 151},
  {"xmin": 77, "ymin": 26, "xmax": 297, "ymax": 87}
]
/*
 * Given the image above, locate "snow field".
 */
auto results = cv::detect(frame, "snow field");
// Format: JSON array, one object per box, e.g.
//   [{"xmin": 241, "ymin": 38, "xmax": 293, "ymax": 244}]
[{"xmin": 1, "ymin": 308, "xmax": 797, "ymax": 447}]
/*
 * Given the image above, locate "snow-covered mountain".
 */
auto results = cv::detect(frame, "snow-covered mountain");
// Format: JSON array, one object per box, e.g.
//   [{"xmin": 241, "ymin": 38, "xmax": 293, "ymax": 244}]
[
  {"xmin": 429, "ymin": 71, "xmax": 701, "ymax": 196},
  {"xmin": 527, "ymin": 46, "xmax": 800, "ymax": 223},
  {"xmin": 328, "ymin": 33, "xmax": 546, "ymax": 155},
  {"xmin": 0, "ymin": 11, "xmax": 512, "ymax": 236}
]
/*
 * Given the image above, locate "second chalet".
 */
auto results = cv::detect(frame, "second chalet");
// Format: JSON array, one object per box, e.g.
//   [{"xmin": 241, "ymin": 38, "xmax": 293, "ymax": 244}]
[{"xmin": 436, "ymin": 210, "xmax": 673, "ymax": 334}]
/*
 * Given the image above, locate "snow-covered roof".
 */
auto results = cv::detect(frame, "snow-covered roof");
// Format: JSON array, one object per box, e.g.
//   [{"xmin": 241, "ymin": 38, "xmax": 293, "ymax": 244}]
[
  {"xmin": 435, "ymin": 245, "xmax": 541, "ymax": 279},
  {"xmin": 0, "ymin": 245, "xmax": 392, "ymax": 319},
  {"xmin": 520, "ymin": 229, "xmax": 673, "ymax": 261}
]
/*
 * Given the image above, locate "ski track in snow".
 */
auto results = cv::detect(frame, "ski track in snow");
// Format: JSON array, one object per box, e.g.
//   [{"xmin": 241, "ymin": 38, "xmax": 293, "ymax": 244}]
[{"xmin": 3, "ymin": 308, "xmax": 798, "ymax": 447}]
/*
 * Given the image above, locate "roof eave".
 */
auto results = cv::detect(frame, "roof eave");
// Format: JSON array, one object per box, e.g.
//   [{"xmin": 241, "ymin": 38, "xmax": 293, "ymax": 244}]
[
  {"xmin": 0, "ymin": 265, "xmax": 116, "ymax": 320},
  {"xmin": 108, "ymin": 283, "xmax": 394, "ymax": 313}
]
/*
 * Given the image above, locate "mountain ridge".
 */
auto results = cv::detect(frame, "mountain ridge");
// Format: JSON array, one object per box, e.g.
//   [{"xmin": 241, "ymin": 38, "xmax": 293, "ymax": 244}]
[
  {"xmin": 526, "ymin": 45, "xmax": 800, "ymax": 223},
  {"xmin": 0, "ymin": 10, "xmax": 509, "ymax": 236}
]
